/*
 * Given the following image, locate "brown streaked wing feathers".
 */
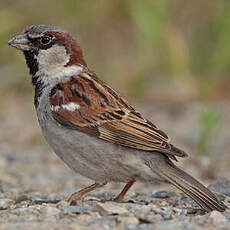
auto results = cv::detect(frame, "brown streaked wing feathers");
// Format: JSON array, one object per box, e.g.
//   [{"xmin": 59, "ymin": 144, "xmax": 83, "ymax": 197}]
[{"xmin": 50, "ymin": 71, "xmax": 188, "ymax": 159}]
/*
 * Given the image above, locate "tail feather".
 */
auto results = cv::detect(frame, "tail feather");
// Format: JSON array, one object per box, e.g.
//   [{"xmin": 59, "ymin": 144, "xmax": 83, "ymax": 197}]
[
  {"xmin": 149, "ymin": 160, "xmax": 227, "ymax": 212},
  {"xmin": 163, "ymin": 169, "xmax": 224, "ymax": 212}
]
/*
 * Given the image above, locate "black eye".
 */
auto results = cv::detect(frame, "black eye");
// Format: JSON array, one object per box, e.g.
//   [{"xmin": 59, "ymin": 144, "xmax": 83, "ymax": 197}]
[{"xmin": 40, "ymin": 36, "xmax": 52, "ymax": 45}]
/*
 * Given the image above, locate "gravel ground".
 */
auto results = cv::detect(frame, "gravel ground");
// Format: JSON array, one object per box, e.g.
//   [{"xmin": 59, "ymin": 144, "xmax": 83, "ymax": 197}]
[
  {"xmin": 0, "ymin": 96, "xmax": 230, "ymax": 229},
  {"xmin": 0, "ymin": 180, "xmax": 229, "ymax": 230}
]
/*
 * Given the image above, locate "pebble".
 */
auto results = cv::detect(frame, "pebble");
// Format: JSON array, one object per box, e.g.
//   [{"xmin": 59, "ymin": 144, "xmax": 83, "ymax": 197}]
[
  {"xmin": 210, "ymin": 211, "xmax": 227, "ymax": 225},
  {"xmin": 76, "ymin": 214, "xmax": 92, "ymax": 222},
  {"xmin": 40, "ymin": 205, "xmax": 61, "ymax": 216},
  {"xmin": 208, "ymin": 179, "xmax": 230, "ymax": 197},
  {"xmin": 152, "ymin": 190, "xmax": 179, "ymax": 199},
  {"xmin": 11, "ymin": 206, "xmax": 40, "ymax": 216},
  {"xmin": 0, "ymin": 198, "xmax": 13, "ymax": 210},
  {"xmin": 92, "ymin": 202, "xmax": 129, "ymax": 216},
  {"xmin": 15, "ymin": 194, "xmax": 30, "ymax": 204},
  {"xmin": 152, "ymin": 207, "xmax": 173, "ymax": 220},
  {"xmin": 117, "ymin": 215, "xmax": 139, "ymax": 225}
]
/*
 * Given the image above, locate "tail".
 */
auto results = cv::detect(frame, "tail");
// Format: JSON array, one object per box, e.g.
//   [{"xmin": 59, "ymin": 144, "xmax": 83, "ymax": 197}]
[{"xmin": 148, "ymin": 160, "xmax": 227, "ymax": 212}]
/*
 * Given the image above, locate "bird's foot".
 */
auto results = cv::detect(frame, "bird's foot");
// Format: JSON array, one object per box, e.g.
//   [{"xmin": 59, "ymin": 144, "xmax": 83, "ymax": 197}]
[{"xmin": 67, "ymin": 182, "xmax": 107, "ymax": 205}]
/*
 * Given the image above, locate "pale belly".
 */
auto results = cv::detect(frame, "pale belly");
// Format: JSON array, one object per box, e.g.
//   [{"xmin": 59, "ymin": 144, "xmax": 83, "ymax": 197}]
[{"xmin": 39, "ymin": 116, "xmax": 165, "ymax": 184}]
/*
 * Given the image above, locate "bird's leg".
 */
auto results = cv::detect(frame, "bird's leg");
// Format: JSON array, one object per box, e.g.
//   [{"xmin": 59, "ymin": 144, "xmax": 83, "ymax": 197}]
[
  {"xmin": 68, "ymin": 182, "xmax": 106, "ymax": 205},
  {"xmin": 112, "ymin": 181, "xmax": 135, "ymax": 202}
]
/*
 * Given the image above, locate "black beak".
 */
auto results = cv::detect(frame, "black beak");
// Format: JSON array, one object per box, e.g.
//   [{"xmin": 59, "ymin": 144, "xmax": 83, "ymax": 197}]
[{"xmin": 8, "ymin": 33, "xmax": 31, "ymax": 51}]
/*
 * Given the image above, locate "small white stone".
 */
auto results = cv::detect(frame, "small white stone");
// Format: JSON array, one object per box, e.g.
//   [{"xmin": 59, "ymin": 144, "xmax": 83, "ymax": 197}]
[
  {"xmin": 210, "ymin": 210, "xmax": 227, "ymax": 224},
  {"xmin": 92, "ymin": 202, "xmax": 128, "ymax": 216},
  {"xmin": 40, "ymin": 205, "xmax": 61, "ymax": 216},
  {"xmin": 117, "ymin": 215, "xmax": 139, "ymax": 225},
  {"xmin": 0, "ymin": 199, "xmax": 13, "ymax": 210}
]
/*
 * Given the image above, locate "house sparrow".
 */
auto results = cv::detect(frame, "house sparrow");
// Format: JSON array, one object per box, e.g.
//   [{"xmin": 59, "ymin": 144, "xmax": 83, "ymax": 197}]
[{"xmin": 8, "ymin": 24, "xmax": 227, "ymax": 212}]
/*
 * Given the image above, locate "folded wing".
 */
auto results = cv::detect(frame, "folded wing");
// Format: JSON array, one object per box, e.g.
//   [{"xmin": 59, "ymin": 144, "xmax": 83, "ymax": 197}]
[{"xmin": 50, "ymin": 71, "xmax": 188, "ymax": 160}]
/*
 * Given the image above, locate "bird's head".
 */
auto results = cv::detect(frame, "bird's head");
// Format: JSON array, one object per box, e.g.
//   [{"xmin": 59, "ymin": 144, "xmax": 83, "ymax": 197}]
[{"xmin": 8, "ymin": 24, "xmax": 87, "ymax": 78}]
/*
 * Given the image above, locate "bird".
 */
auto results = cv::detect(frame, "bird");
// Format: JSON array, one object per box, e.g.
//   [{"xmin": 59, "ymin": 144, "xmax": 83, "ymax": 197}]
[{"xmin": 8, "ymin": 24, "xmax": 227, "ymax": 212}]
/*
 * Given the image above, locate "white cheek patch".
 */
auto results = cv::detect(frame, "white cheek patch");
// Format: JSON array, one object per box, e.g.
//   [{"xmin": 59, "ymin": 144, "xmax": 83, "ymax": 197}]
[
  {"xmin": 36, "ymin": 44, "xmax": 83, "ymax": 79},
  {"xmin": 51, "ymin": 65, "xmax": 83, "ymax": 79},
  {"xmin": 51, "ymin": 102, "xmax": 81, "ymax": 112},
  {"xmin": 37, "ymin": 45, "xmax": 69, "ymax": 69}
]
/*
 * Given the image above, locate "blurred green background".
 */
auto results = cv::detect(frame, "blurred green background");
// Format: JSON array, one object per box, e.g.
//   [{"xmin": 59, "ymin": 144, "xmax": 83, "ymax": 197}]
[{"xmin": 1, "ymin": 0, "xmax": 230, "ymax": 103}]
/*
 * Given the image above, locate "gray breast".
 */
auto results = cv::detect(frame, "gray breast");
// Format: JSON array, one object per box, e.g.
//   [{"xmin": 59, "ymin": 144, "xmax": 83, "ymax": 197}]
[{"xmin": 36, "ymin": 87, "xmax": 164, "ymax": 184}]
